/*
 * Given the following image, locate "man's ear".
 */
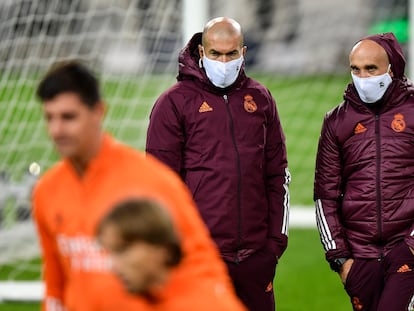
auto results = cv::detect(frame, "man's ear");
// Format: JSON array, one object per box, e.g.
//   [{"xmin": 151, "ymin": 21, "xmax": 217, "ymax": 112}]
[
  {"xmin": 242, "ymin": 45, "xmax": 247, "ymax": 57},
  {"xmin": 198, "ymin": 44, "xmax": 204, "ymax": 58},
  {"xmin": 94, "ymin": 101, "xmax": 106, "ymax": 121}
]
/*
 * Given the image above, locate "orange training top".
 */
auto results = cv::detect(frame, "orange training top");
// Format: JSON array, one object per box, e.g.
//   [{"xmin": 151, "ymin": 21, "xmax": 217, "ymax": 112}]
[{"xmin": 33, "ymin": 134, "xmax": 246, "ymax": 311}]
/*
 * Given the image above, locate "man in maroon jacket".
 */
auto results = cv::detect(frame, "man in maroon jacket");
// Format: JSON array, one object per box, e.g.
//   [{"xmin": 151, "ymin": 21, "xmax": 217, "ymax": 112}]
[
  {"xmin": 146, "ymin": 17, "xmax": 290, "ymax": 311},
  {"xmin": 314, "ymin": 32, "xmax": 414, "ymax": 311}
]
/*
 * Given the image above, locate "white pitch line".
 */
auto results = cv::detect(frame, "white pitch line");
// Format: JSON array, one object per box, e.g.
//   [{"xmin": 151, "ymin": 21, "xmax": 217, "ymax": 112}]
[{"xmin": 290, "ymin": 206, "xmax": 316, "ymax": 228}]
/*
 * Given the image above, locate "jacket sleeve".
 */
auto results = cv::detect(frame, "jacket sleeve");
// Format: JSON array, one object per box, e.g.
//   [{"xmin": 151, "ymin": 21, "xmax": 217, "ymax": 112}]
[
  {"xmin": 32, "ymin": 186, "xmax": 66, "ymax": 311},
  {"xmin": 146, "ymin": 91, "xmax": 184, "ymax": 176},
  {"xmin": 265, "ymin": 92, "xmax": 290, "ymax": 258},
  {"xmin": 314, "ymin": 114, "xmax": 352, "ymax": 262}
]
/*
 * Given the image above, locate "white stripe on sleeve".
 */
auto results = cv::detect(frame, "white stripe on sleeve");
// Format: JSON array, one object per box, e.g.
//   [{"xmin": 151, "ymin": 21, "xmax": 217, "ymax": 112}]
[
  {"xmin": 281, "ymin": 167, "xmax": 291, "ymax": 236},
  {"xmin": 315, "ymin": 199, "xmax": 336, "ymax": 251}
]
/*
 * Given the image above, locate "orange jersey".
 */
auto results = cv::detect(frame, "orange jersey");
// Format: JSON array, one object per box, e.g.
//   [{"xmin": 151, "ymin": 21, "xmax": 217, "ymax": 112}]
[{"xmin": 33, "ymin": 134, "xmax": 246, "ymax": 311}]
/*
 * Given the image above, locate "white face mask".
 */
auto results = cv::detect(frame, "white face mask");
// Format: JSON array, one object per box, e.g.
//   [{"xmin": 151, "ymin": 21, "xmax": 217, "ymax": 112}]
[
  {"xmin": 202, "ymin": 54, "xmax": 243, "ymax": 88},
  {"xmin": 351, "ymin": 66, "xmax": 392, "ymax": 103}
]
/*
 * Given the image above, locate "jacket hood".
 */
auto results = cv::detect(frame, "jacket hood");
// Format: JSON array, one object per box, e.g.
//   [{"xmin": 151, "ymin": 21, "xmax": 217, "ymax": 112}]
[
  {"xmin": 177, "ymin": 32, "xmax": 246, "ymax": 91},
  {"xmin": 177, "ymin": 32, "xmax": 205, "ymax": 82},
  {"xmin": 359, "ymin": 32, "xmax": 406, "ymax": 79}
]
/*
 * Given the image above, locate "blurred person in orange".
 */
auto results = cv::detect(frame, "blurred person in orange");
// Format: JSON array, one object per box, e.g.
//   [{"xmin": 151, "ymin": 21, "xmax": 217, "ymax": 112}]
[
  {"xmin": 32, "ymin": 61, "xmax": 241, "ymax": 311},
  {"xmin": 97, "ymin": 198, "xmax": 247, "ymax": 311}
]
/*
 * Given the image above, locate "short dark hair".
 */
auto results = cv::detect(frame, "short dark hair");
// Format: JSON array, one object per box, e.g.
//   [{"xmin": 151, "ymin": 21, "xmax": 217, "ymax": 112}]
[
  {"xmin": 97, "ymin": 198, "xmax": 183, "ymax": 267},
  {"xmin": 36, "ymin": 61, "xmax": 101, "ymax": 107}
]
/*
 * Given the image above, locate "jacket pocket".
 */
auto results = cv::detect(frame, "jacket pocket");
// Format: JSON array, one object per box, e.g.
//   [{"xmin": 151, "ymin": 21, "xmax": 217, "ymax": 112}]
[{"xmin": 344, "ymin": 259, "xmax": 358, "ymax": 289}]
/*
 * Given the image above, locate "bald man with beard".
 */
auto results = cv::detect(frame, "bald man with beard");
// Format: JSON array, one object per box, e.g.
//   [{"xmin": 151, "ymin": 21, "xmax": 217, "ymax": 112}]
[
  {"xmin": 146, "ymin": 17, "xmax": 290, "ymax": 311},
  {"xmin": 315, "ymin": 32, "xmax": 414, "ymax": 311}
]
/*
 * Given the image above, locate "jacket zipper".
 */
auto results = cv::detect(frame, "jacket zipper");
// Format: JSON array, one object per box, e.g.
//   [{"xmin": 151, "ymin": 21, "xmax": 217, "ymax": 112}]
[
  {"xmin": 223, "ymin": 94, "xmax": 242, "ymax": 263},
  {"xmin": 374, "ymin": 113, "xmax": 383, "ymax": 257}
]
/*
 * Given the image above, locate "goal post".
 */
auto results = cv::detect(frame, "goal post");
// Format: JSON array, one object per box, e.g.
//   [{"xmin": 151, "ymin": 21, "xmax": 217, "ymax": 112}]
[{"xmin": 182, "ymin": 0, "xmax": 208, "ymax": 45}]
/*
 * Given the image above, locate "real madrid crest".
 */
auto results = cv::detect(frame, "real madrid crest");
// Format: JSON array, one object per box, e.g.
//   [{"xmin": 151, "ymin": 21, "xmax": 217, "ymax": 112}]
[
  {"xmin": 243, "ymin": 94, "xmax": 257, "ymax": 113},
  {"xmin": 391, "ymin": 113, "xmax": 406, "ymax": 132}
]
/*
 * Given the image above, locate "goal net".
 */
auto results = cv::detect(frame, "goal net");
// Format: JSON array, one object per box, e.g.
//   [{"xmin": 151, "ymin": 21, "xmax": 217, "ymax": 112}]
[
  {"xmin": 0, "ymin": 0, "xmax": 183, "ymax": 302},
  {"xmin": 0, "ymin": 0, "xmax": 407, "ymax": 303}
]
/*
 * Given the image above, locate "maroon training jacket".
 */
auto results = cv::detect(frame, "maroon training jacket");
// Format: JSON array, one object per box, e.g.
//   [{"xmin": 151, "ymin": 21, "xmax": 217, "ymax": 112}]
[
  {"xmin": 314, "ymin": 32, "xmax": 414, "ymax": 262},
  {"xmin": 146, "ymin": 33, "xmax": 290, "ymax": 262}
]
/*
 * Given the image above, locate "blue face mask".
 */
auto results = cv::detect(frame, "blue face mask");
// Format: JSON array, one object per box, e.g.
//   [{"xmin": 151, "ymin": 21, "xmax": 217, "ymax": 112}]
[
  {"xmin": 351, "ymin": 65, "xmax": 392, "ymax": 103},
  {"xmin": 201, "ymin": 54, "xmax": 243, "ymax": 88}
]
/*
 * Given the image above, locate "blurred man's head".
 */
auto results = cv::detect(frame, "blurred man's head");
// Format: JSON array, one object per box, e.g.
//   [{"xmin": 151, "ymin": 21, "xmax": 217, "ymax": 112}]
[
  {"xmin": 97, "ymin": 198, "xmax": 182, "ymax": 297},
  {"xmin": 37, "ymin": 61, "xmax": 101, "ymax": 107},
  {"xmin": 36, "ymin": 62, "xmax": 105, "ymax": 172}
]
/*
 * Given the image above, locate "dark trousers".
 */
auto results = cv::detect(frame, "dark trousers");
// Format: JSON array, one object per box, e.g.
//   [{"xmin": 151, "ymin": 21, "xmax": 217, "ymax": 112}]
[
  {"xmin": 225, "ymin": 247, "xmax": 278, "ymax": 311},
  {"xmin": 345, "ymin": 241, "xmax": 414, "ymax": 311}
]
